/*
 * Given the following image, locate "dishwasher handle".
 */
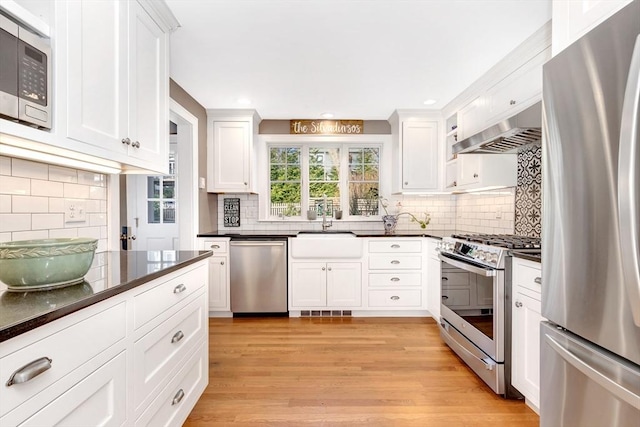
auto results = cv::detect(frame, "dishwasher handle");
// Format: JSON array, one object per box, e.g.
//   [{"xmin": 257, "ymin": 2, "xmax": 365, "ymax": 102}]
[{"xmin": 230, "ymin": 241, "xmax": 285, "ymax": 247}]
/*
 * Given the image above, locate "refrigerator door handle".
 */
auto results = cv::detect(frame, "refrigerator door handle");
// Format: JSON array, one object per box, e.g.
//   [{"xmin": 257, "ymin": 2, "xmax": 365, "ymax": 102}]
[
  {"xmin": 545, "ymin": 333, "xmax": 640, "ymax": 409},
  {"xmin": 618, "ymin": 34, "xmax": 640, "ymax": 326}
]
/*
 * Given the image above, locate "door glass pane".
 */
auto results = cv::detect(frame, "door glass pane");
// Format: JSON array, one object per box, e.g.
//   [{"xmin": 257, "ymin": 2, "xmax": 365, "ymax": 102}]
[
  {"xmin": 147, "ymin": 177, "xmax": 160, "ymax": 198},
  {"xmin": 163, "ymin": 201, "xmax": 176, "ymax": 223},
  {"xmin": 148, "ymin": 201, "xmax": 160, "ymax": 223},
  {"xmin": 162, "ymin": 180, "xmax": 175, "ymax": 198}
]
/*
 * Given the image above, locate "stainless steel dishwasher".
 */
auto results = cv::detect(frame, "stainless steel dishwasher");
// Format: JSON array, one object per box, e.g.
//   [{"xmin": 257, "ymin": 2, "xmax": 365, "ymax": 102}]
[{"xmin": 229, "ymin": 238, "xmax": 288, "ymax": 314}]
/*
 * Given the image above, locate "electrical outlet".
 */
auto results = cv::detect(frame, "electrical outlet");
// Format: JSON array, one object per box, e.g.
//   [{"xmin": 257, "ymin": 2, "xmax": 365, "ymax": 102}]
[
  {"xmin": 65, "ymin": 199, "xmax": 87, "ymax": 223},
  {"xmin": 495, "ymin": 205, "xmax": 503, "ymax": 219}
]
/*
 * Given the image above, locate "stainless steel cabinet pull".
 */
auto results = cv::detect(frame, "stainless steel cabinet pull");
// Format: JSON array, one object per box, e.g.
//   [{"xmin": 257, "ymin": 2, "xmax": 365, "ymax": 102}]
[
  {"xmin": 220, "ymin": 261, "xmax": 225, "ymax": 265},
  {"xmin": 404, "ymin": 181, "xmax": 408, "ymax": 185},
  {"xmin": 509, "ymin": 100, "xmax": 516, "ymax": 105},
  {"xmin": 390, "ymin": 296, "xmax": 400, "ymax": 301},
  {"xmin": 132, "ymin": 141, "xmax": 140, "ymax": 148},
  {"xmin": 211, "ymin": 244, "xmax": 220, "ymax": 249},
  {"xmin": 391, "ymin": 260, "xmax": 400, "ymax": 265},
  {"xmin": 327, "ymin": 267, "xmax": 332, "ymax": 271},
  {"xmin": 473, "ymin": 173, "xmax": 479, "ymax": 178},
  {"xmin": 121, "ymin": 137, "xmax": 131, "ymax": 145},
  {"xmin": 173, "ymin": 284, "xmax": 186, "ymax": 294},
  {"xmin": 322, "ymin": 267, "xmax": 326, "ymax": 271},
  {"xmin": 171, "ymin": 330, "xmax": 184, "ymax": 344},
  {"xmin": 515, "ymin": 301, "xmax": 523, "ymax": 308},
  {"xmin": 390, "ymin": 277, "xmax": 400, "ymax": 282},
  {"xmin": 6, "ymin": 357, "xmax": 52, "ymax": 387},
  {"xmin": 391, "ymin": 244, "xmax": 400, "ymax": 249},
  {"xmin": 172, "ymin": 389, "xmax": 185, "ymax": 406},
  {"xmin": 534, "ymin": 277, "xmax": 542, "ymax": 285}
]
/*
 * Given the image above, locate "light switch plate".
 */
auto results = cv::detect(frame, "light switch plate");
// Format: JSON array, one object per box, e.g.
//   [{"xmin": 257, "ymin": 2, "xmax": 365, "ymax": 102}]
[
  {"xmin": 199, "ymin": 177, "xmax": 206, "ymax": 189},
  {"xmin": 65, "ymin": 199, "xmax": 87, "ymax": 223}
]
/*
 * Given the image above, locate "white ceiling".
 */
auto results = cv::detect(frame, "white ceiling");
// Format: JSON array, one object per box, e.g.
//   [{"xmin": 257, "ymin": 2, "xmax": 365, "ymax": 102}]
[{"xmin": 167, "ymin": 0, "xmax": 551, "ymax": 120}]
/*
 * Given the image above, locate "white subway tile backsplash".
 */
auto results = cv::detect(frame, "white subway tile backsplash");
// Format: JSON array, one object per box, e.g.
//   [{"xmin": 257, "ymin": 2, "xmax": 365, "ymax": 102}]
[
  {"xmin": 0, "ymin": 195, "xmax": 11, "ymax": 213},
  {"xmin": 49, "ymin": 228, "xmax": 78, "ymax": 238},
  {"xmin": 49, "ymin": 165, "xmax": 78, "ymax": 183},
  {"xmin": 0, "ymin": 156, "xmax": 11, "ymax": 176},
  {"xmin": 12, "ymin": 195, "xmax": 49, "ymax": 213},
  {"xmin": 32, "ymin": 213, "xmax": 64, "ymax": 230},
  {"xmin": 0, "ymin": 176, "xmax": 30, "ymax": 195},
  {"xmin": 0, "ymin": 214, "xmax": 31, "ymax": 232},
  {"xmin": 89, "ymin": 213, "xmax": 106, "ymax": 227},
  {"xmin": 64, "ymin": 183, "xmax": 90, "ymax": 199},
  {"xmin": 12, "ymin": 159, "xmax": 48, "ymax": 180},
  {"xmin": 12, "ymin": 230, "xmax": 49, "ymax": 241},
  {"xmin": 77, "ymin": 171, "xmax": 106, "ymax": 187},
  {"xmin": 79, "ymin": 226, "xmax": 101, "ymax": 239},
  {"xmin": 89, "ymin": 186, "xmax": 106, "ymax": 200},
  {"xmin": 0, "ymin": 232, "xmax": 11, "ymax": 242},
  {"xmin": 31, "ymin": 179, "xmax": 64, "ymax": 197},
  {"xmin": 49, "ymin": 198, "xmax": 64, "ymax": 212}
]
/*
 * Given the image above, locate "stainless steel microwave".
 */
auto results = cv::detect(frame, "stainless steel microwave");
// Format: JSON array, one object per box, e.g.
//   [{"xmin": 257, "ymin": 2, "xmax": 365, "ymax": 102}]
[{"xmin": 0, "ymin": 14, "xmax": 51, "ymax": 129}]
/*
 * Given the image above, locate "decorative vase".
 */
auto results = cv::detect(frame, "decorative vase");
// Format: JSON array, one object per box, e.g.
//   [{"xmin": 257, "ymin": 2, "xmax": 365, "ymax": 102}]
[{"xmin": 382, "ymin": 215, "xmax": 398, "ymax": 234}]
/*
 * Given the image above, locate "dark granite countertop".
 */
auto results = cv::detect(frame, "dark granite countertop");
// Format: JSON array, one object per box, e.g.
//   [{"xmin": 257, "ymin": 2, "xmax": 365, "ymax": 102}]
[
  {"xmin": 198, "ymin": 229, "xmax": 452, "ymax": 239},
  {"xmin": 0, "ymin": 250, "xmax": 212, "ymax": 343}
]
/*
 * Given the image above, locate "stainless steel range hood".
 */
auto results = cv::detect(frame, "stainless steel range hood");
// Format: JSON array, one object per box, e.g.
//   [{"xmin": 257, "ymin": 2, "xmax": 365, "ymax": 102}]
[{"xmin": 452, "ymin": 102, "xmax": 542, "ymax": 154}]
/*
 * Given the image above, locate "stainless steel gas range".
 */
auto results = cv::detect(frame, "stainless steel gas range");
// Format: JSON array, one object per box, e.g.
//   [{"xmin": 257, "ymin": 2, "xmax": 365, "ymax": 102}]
[{"xmin": 436, "ymin": 234, "xmax": 541, "ymax": 397}]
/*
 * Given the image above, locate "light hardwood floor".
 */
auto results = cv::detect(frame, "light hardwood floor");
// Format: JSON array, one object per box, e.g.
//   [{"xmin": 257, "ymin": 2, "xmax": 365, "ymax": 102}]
[{"xmin": 184, "ymin": 317, "xmax": 539, "ymax": 426}]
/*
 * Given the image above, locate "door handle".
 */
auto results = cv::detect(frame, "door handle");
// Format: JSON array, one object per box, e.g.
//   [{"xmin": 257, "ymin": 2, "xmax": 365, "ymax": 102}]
[{"xmin": 618, "ymin": 34, "xmax": 640, "ymax": 326}]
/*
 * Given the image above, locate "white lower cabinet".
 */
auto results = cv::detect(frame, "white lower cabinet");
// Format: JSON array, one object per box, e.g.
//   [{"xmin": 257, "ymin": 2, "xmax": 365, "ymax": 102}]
[
  {"xmin": 0, "ymin": 260, "xmax": 209, "ymax": 426},
  {"xmin": 366, "ymin": 238, "xmax": 426, "ymax": 310},
  {"xmin": 511, "ymin": 257, "xmax": 544, "ymax": 413},
  {"xmin": 290, "ymin": 262, "xmax": 361, "ymax": 309},
  {"xmin": 198, "ymin": 238, "xmax": 231, "ymax": 312},
  {"xmin": 426, "ymin": 238, "xmax": 441, "ymax": 320},
  {"xmin": 18, "ymin": 352, "xmax": 127, "ymax": 427}
]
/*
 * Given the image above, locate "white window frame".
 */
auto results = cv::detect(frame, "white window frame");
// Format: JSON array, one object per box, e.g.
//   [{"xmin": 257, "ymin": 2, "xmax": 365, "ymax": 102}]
[{"xmin": 257, "ymin": 134, "xmax": 392, "ymax": 221}]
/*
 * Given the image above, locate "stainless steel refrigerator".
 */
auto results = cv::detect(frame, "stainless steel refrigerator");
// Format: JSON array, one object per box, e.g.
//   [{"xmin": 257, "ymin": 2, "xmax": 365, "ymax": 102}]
[{"xmin": 541, "ymin": 1, "xmax": 640, "ymax": 426}]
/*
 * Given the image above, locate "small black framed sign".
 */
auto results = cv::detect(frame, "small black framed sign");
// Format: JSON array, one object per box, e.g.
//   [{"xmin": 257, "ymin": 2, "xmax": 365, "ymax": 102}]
[{"xmin": 223, "ymin": 198, "xmax": 240, "ymax": 227}]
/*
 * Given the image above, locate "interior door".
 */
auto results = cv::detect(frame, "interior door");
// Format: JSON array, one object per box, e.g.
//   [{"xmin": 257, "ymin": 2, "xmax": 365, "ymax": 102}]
[{"xmin": 126, "ymin": 149, "xmax": 179, "ymax": 251}]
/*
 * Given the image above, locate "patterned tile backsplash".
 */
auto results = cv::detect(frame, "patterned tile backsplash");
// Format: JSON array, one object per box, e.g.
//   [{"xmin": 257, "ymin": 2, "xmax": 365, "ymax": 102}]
[
  {"xmin": 0, "ymin": 156, "xmax": 108, "ymax": 252},
  {"xmin": 515, "ymin": 144, "xmax": 542, "ymax": 237}
]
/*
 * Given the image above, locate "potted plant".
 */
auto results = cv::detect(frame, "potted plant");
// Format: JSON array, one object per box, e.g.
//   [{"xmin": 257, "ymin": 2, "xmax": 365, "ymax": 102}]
[{"xmin": 379, "ymin": 197, "xmax": 431, "ymax": 234}]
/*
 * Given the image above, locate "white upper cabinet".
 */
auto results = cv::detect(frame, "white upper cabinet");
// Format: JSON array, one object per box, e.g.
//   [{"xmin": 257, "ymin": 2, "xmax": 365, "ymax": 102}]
[
  {"xmin": 456, "ymin": 153, "xmax": 517, "ymax": 191},
  {"xmin": 207, "ymin": 110, "xmax": 261, "ymax": 193},
  {"xmin": 552, "ymin": 0, "xmax": 633, "ymax": 56},
  {"xmin": 56, "ymin": 0, "xmax": 171, "ymax": 173},
  {"xmin": 389, "ymin": 111, "xmax": 442, "ymax": 193}
]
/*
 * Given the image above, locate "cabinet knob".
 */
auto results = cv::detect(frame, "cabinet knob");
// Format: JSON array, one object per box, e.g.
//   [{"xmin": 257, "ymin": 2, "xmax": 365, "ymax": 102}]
[
  {"xmin": 322, "ymin": 267, "xmax": 326, "ymax": 271},
  {"xmin": 453, "ymin": 181, "xmax": 457, "ymax": 187},
  {"xmin": 244, "ymin": 182, "xmax": 248, "ymax": 186},
  {"xmin": 473, "ymin": 173, "xmax": 479, "ymax": 178},
  {"xmin": 220, "ymin": 261, "xmax": 225, "ymax": 265},
  {"xmin": 6, "ymin": 357, "xmax": 52, "ymax": 387},
  {"xmin": 121, "ymin": 137, "xmax": 131, "ymax": 145},
  {"xmin": 132, "ymin": 140, "xmax": 141, "ymax": 148},
  {"xmin": 515, "ymin": 301, "xmax": 523, "ymax": 308},
  {"xmin": 327, "ymin": 267, "xmax": 332, "ymax": 271},
  {"xmin": 404, "ymin": 181, "xmax": 408, "ymax": 185},
  {"xmin": 510, "ymin": 100, "xmax": 516, "ymax": 105}
]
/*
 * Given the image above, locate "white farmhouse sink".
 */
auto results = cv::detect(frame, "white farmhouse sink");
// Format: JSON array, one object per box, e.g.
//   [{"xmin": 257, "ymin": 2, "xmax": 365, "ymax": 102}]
[{"xmin": 291, "ymin": 233, "xmax": 363, "ymax": 259}]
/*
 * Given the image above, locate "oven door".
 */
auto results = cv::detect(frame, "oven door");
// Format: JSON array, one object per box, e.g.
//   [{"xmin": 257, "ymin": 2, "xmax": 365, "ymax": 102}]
[{"xmin": 438, "ymin": 252, "xmax": 504, "ymax": 363}]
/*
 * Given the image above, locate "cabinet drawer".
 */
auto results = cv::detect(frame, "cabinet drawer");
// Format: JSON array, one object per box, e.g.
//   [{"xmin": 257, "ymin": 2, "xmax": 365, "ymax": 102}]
[
  {"xmin": 0, "ymin": 302, "xmax": 126, "ymax": 417},
  {"xmin": 442, "ymin": 289, "xmax": 470, "ymax": 306},
  {"xmin": 134, "ymin": 264, "xmax": 207, "ymax": 330},
  {"xmin": 134, "ymin": 291, "xmax": 206, "ymax": 411},
  {"xmin": 368, "ymin": 240, "xmax": 422, "ymax": 253},
  {"xmin": 15, "ymin": 352, "xmax": 127, "ymax": 427},
  {"xmin": 369, "ymin": 273, "xmax": 421, "ymax": 287},
  {"xmin": 369, "ymin": 255, "xmax": 422, "ymax": 270},
  {"xmin": 136, "ymin": 340, "xmax": 208, "ymax": 427},
  {"xmin": 514, "ymin": 261, "xmax": 542, "ymax": 294},
  {"xmin": 368, "ymin": 289, "xmax": 422, "ymax": 308},
  {"xmin": 202, "ymin": 240, "xmax": 228, "ymax": 254}
]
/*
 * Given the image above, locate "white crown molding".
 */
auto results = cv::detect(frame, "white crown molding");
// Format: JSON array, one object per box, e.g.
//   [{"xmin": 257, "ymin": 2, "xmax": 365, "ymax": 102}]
[{"xmin": 137, "ymin": 0, "xmax": 180, "ymax": 33}]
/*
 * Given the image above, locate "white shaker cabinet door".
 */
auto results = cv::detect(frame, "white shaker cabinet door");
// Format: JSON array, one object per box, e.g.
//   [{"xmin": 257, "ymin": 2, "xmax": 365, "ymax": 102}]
[
  {"xmin": 62, "ymin": 0, "xmax": 129, "ymax": 156},
  {"xmin": 210, "ymin": 121, "xmax": 251, "ymax": 192},
  {"xmin": 401, "ymin": 120, "xmax": 439, "ymax": 191}
]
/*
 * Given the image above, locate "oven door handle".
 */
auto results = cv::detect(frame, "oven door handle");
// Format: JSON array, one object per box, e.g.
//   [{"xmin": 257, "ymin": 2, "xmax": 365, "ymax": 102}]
[{"xmin": 438, "ymin": 253, "xmax": 497, "ymax": 277}]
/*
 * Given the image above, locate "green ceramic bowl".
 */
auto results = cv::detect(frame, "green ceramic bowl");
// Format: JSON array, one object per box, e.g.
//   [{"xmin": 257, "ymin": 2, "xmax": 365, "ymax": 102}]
[{"xmin": 0, "ymin": 238, "xmax": 98, "ymax": 291}]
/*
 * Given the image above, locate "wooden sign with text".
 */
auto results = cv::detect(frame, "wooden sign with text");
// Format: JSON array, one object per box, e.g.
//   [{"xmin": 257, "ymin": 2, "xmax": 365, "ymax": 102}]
[{"xmin": 290, "ymin": 120, "xmax": 363, "ymax": 135}]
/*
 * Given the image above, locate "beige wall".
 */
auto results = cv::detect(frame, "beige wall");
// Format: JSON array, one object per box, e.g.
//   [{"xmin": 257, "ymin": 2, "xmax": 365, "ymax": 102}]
[{"xmin": 169, "ymin": 79, "xmax": 217, "ymax": 233}]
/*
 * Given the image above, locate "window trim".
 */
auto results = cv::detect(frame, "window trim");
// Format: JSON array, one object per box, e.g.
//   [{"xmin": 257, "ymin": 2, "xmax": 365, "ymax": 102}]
[{"xmin": 258, "ymin": 134, "xmax": 391, "ymax": 221}]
